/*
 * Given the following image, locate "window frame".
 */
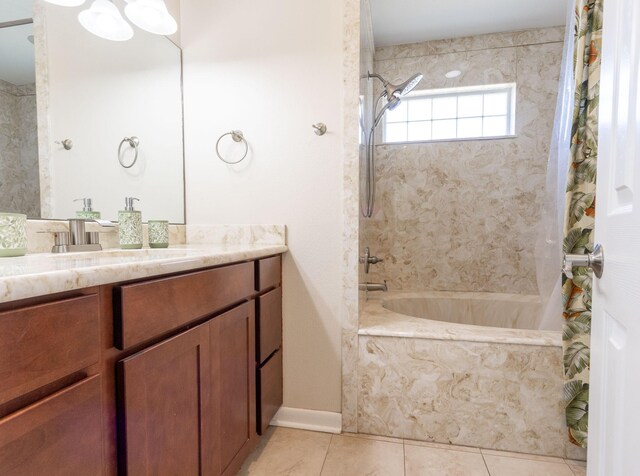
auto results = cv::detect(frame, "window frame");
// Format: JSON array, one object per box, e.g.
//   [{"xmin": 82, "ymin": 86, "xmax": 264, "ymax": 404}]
[{"xmin": 381, "ymin": 83, "xmax": 517, "ymax": 144}]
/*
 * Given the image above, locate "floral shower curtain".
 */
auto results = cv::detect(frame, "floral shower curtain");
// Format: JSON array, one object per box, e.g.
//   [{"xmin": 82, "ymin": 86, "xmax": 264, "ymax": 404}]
[{"xmin": 562, "ymin": 0, "xmax": 604, "ymax": 448}]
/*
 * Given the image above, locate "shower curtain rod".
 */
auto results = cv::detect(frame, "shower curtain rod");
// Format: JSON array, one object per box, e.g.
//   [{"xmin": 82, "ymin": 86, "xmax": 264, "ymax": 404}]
[{"xmin": 0, "ymin": 18, "xmax": 33, "ymax": 29}]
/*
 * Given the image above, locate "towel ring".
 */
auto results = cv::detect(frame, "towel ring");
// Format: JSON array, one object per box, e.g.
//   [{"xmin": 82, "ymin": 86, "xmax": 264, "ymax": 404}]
[
  {"xmin": 216, "ymin": 130, "xmax": 248, "ymax": 164},
  {"xmin": 118, "ymin": 136, "xmax": 140, "ymax": 168}
]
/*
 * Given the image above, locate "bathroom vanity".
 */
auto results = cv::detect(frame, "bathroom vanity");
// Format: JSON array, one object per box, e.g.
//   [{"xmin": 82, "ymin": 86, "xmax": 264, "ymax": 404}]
[{"xmin": 0, "ymin": 247, "xmax": 285, "ymax": 475}]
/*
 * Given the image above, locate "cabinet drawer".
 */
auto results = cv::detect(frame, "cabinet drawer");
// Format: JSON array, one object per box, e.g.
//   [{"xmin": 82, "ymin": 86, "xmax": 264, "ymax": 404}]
[
  {"xmin": 256, "ymin": 255, "xmax": 281, "ymax": 292},
  {"xmin": 0, "ymin": 375, "xmax": 103, "ymax": 476},
  {"xmin": 257, "ymin": 287, "xmax": 282, "ymax": 363},
  {"xmin": 257, "ymin": 349, "xmax": 283, "ymax": 435},
  {"xmin": 114, "ymin": 261, "xmax": 254, "ymax": 349},
  {"xmin": 0, "ymin": 295, "xmax": 100, "ymax": 405}
]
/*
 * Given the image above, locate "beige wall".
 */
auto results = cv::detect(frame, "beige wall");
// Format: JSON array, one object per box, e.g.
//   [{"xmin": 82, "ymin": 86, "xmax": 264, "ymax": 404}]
[
  {"xmin": 361, "ymin": 27, "xmax": 565, "ymax": 294},
  {"xmin": 181, "ymin": 0, "xmax": 346, "ymax": 413}
]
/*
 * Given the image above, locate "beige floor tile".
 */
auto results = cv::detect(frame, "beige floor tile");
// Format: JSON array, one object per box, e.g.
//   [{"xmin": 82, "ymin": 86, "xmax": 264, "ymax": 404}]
[
  {"xmin": 483, "ymin": 455, "xmax": 575, "ymax": 476},
  {"xmin": 342, "ymin": 432, "xmax": 403, "ymax": 444},
  {"xmin": 564, "ymin": 459, "xmax": 587, "ymax": 467},
  {"xmin": 405, "ymin": 445, "xmax": 489, "ymax": 476},
  {"xmin": 404, "ymin": 439, "xmax": 481, "ymax": 454},
  {"xmin": 238, "ymin": 427, "xmax": 332, "ymax": 476},
  {"xmin": 566, "ymin": 462, "xmax": 587, "ymax": 476},
  {"xmin": 320, "ymin": 434, "xmax": 404, "ymax": 476},
  {"xmin": 481, "ymin": 448, "xmax": 565, "ymax": 463}
]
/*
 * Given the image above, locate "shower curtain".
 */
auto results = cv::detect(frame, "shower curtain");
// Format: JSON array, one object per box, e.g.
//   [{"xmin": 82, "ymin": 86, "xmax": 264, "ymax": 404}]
[
  {"xmin": 535, "ymin": 0, "xmax": 603, "ymax": 448},
  {"xmin": 535, "ymin": 1, "xmax": 575, "ymax": 334},
  {"xmin": 562, "ymin": 0, "xmax": 604, "ymax": 449}
]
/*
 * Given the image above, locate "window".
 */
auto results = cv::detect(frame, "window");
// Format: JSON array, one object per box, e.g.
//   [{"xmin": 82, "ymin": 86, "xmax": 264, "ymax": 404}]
[{"xmin": 383, "ymin": 83, "xmax": 516, "ymax": 143}]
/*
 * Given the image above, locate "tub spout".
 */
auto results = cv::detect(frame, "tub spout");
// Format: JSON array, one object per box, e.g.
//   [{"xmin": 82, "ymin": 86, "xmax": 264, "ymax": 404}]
[{"xmin": 359, "ymin": 281, "xmax": 388, "ymax": 292}]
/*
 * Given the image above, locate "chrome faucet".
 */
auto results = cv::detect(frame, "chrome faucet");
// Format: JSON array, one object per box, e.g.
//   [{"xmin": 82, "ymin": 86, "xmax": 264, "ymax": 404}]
[
  {"xmin": 52, "ymin": 218, "xmax": 116, "ymax": 253},
  {"xmin": 359, "ymin": 281, "xmax": 388, "ymax": 292},
  {"xmin": 360, "ymin": 247, "xmax": 383, "ymax": 274}
]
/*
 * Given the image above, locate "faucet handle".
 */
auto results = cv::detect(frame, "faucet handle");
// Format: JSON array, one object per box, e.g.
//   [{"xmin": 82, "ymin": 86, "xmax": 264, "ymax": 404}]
[{"xmin": 51, "ymin": 232, "xmax": 70, "ymax": 253}]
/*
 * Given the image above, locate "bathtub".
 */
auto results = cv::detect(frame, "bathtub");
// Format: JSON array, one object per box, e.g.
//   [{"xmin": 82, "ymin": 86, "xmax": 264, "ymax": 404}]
[{"xmin": 357, "ymin": 291, "xmax": 586, "ymax": 460}]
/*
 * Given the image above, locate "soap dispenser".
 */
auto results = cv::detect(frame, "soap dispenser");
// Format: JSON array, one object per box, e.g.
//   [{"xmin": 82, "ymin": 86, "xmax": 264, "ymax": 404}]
[
  {"xmin": 118, "ymin": 197, "xmax": 143, "ymax": 249},
  {"xmin": 74, "ymin": 198, "xmax": 101, "ymax": 219}
]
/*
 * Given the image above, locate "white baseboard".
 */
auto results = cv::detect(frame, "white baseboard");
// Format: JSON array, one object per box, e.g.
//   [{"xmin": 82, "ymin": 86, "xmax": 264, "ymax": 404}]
[{"xmin": 270, "ymin": 407, "xmax": 342, "ymax": 434}]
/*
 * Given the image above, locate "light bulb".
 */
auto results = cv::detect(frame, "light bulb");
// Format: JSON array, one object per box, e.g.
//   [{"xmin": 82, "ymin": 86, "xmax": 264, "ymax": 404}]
[
  {"xmin": 43, "ymin": 0, "xmax": 86, "ymax": 6},
  {"xmin": 124, "ymin": 0, "xmax": 177, "ymax": 35},
  {"xmin": 78, "ymin": 0, "xmax": 133, "ymax": 42}
]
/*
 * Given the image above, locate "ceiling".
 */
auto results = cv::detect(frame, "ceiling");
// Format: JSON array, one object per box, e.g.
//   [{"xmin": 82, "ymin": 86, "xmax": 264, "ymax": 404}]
[
  {"xmin": 0, "ymin": 1, "xmax": 34, "ymax": 86},
  {"xmin": 0, "ymin": 23, "xmax": 35, "ymax": 86},
  {"xmin": 0, "ymin": 0, "xmax": 32, "ymax": 23},
  {"xmin": 369, "ymin": 0, "xmax": 567, "ymax": 47}
]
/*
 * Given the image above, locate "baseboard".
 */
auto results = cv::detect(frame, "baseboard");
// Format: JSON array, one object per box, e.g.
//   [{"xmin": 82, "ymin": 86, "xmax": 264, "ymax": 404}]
[{"xmin": 270, "ymin": 407, "xmax": 342, "ymax": 434}]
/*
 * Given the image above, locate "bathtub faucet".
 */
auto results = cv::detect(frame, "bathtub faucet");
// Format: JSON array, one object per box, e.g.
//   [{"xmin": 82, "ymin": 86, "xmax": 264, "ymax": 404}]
[
  {"xmin": 359, "ymin": 281, "xmax": 388, "ymax": 292},
  {"xmin": 360, "ymin": 247, "xmax": 383, "ymax": 274}
]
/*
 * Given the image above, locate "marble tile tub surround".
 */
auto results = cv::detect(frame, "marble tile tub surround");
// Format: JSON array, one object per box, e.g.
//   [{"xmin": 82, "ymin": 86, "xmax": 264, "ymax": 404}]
[
  {"xmin": 360, "ymin": 291, "xmax": 560, "ymax": 347},
  {"xmin": 238, "ymin": 427, "xmax": 585, "ymax": 475},
  {"xmin": 0, "ymin": 80, "xmax": 40, "ymax": 218},
  {"xmin": 340, "ymin": 0, "xmax": 366, "ymax": 433},
  {"xmin": 357, "ymin": 334, "xmax": 586, "ymax": 460},
  {"xmin": 361, "ymin": 28, "xmax": 565, "ymax": 294}
]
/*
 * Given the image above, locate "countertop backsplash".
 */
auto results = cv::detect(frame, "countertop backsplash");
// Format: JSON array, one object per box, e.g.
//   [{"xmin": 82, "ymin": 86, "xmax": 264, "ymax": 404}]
[{"xmin": 23, "ymin": 221, "xmax": 286, "ymax": 254}]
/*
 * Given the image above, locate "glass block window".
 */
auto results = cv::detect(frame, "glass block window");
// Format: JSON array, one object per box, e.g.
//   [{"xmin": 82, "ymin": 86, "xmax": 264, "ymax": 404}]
[{"xmin": 383, "ymin": 83, "xmax": 516, "ymax": 143}]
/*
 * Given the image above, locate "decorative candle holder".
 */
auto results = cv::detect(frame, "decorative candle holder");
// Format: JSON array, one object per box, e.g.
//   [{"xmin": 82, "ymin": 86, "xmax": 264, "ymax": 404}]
[
  {"xmin": 148, "ymin": 220, "xmax": 169, "ymax": 248},
  {"xmin": 0, "ymin": 213, "xmax": 27, "ymax": 257}
]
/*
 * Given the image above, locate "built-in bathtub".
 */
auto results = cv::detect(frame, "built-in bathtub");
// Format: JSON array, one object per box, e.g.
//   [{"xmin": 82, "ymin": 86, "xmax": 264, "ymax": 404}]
[{"xmin": 357, "ymin": 291, "xmax": 586, "ymax": 460}]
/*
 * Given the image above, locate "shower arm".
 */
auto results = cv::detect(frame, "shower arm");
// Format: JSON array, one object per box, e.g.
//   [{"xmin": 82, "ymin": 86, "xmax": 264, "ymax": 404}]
[{"xmin": 367, "ymin": 72, "xmax": 389, "ymax": 86}]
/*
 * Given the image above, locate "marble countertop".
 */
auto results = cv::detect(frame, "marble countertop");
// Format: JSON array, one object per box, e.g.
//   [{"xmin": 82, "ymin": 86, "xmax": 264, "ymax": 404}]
[{"xmin": 0, "ymin": 244, "xmax": 288, "ymax": 303}]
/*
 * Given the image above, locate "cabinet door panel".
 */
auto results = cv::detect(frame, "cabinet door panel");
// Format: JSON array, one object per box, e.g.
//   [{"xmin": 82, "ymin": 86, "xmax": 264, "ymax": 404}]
[
  {"xmin": 210, "ymin": 302, "xmax": 257, "ymax": 475},
  {"xmin": 258, "ymin": 349, "xmax": 283, "ymax": 435},
  {"xmin": 115, "ymin": 262, "xmax": 254, "ymax": 349},
  {"xmin": 257, "ymin": 287, "xmax": 282, "ymax": 364},
  {"xmin": 256, "ymin": 255, "xmax": 281, "ymax": 292},
  {"xmin": 118, "ymin": 325, "xmax": 212, "ymax": 476},
  {"xmin": 0, "ymin": 375, "xmax": 103, "ymax": 476},
  {"xmin": 0, "ymin": 295, "xmax": 100, "ymax": 405}
]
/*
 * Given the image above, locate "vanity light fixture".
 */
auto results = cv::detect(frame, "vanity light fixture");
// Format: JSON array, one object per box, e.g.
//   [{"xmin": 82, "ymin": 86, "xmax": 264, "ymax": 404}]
[
  {"xmin": 43, "ymin": 0, "xmax": 86, "ymax": 6},
  {"xmin": 124, "ymin": 0, "xmax": 177, "ymax": 35},
  {"xmin": 78, "ymin": 0, "xmax": 134, "ymax": 42}
]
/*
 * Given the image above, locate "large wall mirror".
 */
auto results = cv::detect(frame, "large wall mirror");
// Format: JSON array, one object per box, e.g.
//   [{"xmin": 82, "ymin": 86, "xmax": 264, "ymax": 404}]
[{"xmin": 0, "ymin": 0, "xmax": 185, "ymax": 223}]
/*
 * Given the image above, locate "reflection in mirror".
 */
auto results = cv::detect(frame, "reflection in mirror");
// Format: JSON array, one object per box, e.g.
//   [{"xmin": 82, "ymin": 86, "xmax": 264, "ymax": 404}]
[
  {"xmin": 0, "ymin": 0, "xmax": 185, "ymax": 223},
  {"xmin": 0, "ymin": 5, "xmax": 39, "ymax": 217}
]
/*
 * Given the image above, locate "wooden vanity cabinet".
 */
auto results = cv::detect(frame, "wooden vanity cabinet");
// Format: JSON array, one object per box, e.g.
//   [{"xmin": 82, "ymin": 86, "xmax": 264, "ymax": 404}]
[
  {"xmin": 117, "ymin": 302, "xmax": 257, "ymax": 476},
  {"xmin": 255, "ymin": 256, "xmax": 283, "ymax": 435},
  {"xmin": 0, "ymin": 291, "xmax": 104, "ymax": 476},
  {"xmin": 118, "ymin": 324, "xmax": 213, "ymax": 475},
  {"xmin": 0, "ymin": 253, "xmax": 283, "ymax": 476}
]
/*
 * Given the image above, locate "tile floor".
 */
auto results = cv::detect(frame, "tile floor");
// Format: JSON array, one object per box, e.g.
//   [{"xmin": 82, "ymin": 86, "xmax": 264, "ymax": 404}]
[{"xmin": 238, "ymin": 427, "xmax": 587, "ymax": 476}]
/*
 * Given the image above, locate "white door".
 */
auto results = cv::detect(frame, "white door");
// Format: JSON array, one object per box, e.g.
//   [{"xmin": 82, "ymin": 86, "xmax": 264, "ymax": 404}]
[{"xmin": 588, "ymin": 0, "xmax": 640, "ymax": 474}]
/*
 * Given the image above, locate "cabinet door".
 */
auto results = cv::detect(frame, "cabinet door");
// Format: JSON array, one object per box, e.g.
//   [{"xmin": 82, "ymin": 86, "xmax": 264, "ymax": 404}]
[
  {"xmin": 118, "ymin": 325, "xmax": 212, "ymax": 476},
  {"xmin": 0, "ymin": 375, "xmax": 103, "ymax": 476},
  {"xmin": 210, "ymin": 302, "xmax": 257, "ymax": 476}
]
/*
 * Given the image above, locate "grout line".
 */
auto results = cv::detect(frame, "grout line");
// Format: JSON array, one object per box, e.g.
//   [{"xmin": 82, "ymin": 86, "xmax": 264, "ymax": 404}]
[
  {"xmin": 402, "ymin": 440, "xmax": 407, "ymax": 476},
  {"xmin": 318, "ymin": 434, "xmax": 333, "ymax": 476},
  {"xmin": 374, "ymin": 40, "xmax": 564, "ymax": 62},
  {"xmin": 566, "ymin": 462, "xmax": 583, "ymax": 476},
  {"xmin": 481, "ymin": 451, "xmax": 492, "ymax": 476}
]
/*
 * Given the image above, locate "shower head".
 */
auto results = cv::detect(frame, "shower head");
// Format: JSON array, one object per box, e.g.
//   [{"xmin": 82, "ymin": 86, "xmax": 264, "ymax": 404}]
[
  {"xmin": 395, "ymin": 73, "xmax": 423, "ymax": 97},
  {"xmin": 374, "ymin": 95, "xmax": 400, "ymax": 127},
  {"xmin": 368, "ymin": 71, "xmax": 424, "ymax": 99}
]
